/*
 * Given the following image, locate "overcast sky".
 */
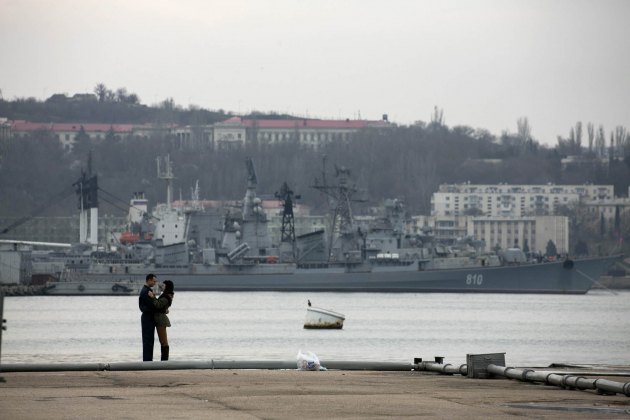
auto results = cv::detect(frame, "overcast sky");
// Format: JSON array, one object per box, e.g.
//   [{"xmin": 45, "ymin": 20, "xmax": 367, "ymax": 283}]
[{"xmin": 1, "ymin": 0, "xmax": 628, "ymax": 145}]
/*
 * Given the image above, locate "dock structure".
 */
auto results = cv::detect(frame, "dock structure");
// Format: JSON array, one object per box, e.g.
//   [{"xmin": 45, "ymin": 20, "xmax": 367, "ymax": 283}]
[
  {"xmin": 2, "ymin": 365, "xmax": 630, "ymax": 419},
  {"xmin": 415, "ymin": 353, "xmax": 630, "ymax": 397},
  {"xmin": 3, "ymin": 355, "xmax": 630, "ymax": 392}
]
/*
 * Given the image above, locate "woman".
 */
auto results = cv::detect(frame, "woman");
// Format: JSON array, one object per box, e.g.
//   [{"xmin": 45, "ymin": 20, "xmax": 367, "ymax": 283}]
[{"xmin": 152, "ymin": 280, "xmax": 174, "ymax": 361}]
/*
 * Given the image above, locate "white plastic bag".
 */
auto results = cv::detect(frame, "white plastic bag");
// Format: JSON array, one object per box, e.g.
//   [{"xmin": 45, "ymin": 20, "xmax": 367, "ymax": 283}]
[{"xmin": 296, "ymin": 350, "xmax": 321, "ymax": 371}]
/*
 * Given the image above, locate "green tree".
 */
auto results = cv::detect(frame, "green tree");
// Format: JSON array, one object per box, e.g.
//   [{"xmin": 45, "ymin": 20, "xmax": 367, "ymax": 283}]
[
  {"xmin": 76, "ymin": 125, "xmax": 89, "ymax": 143},
  {"xmin": 574, "ymin": 240, "xmax": 588, "ymax": 256},
  {"xmin": 105, "ymin": 126, "xmax": 116, "ymax": 141},
  {"xmin": 545, "ymin": 240, "xmax": 557, "ymax": 257}
]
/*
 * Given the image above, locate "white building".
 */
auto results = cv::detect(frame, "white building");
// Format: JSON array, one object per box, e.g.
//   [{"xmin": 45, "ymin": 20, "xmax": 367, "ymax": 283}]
[
  {"xmin": 6, "ymin": 115, "xmax": 391, "ymax": 151},
  {"xmin": 409, "ymin": 214, "xmax": 569, "ymax": 254},
  {"xmin": 467, "ymin": 216, "xmax": 569, "ymax": 254},
  {"xmin": 584, "ymin": 188, "xmax": 630, "ymax": 226},
  {"xmin": 431, "ymin": 183, "xmax": 614, "ymax": 217},
  {"xmin": 212, "ymin": 116, "xmax": 391, "ymax": 150},
  {"xmin": 212, "ymin": 117, "xmax": 247, "ymax": 150},
  {"xmin": 10, "ymin": 121, "xmax": 134, "ymax": 150}
]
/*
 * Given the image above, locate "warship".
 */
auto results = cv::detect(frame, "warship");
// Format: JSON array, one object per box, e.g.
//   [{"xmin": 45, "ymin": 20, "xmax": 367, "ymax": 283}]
[{"xmin": 25, "ymin": 157, "xmax": 621, "ymax": 295}]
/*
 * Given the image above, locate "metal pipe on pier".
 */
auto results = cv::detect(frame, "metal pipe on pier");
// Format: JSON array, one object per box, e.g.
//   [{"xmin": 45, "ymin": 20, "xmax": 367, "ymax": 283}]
[
  {"xmin": 106, "ymin": 360, "xmax": 301, "ymax": 371},
  {"xmin": 420, "ymin": 353, "xmax": 630, "ymax": 397},
  {"xmin": 415, "ymin": 361, "xmax": 468, "ymax": 375},
  {"xmin": 322, "ymin": 361, "xmax": 414, "ymax": 371},
  {"xmin": 2, "ymin": 363, "xmax": 108, "ymax": 372},
  {"xmin": 1, "ymin": 360, "xmax": 415, "ymax": 373},
  {"xmin": 487, "ymin": 364, "xmax": 630, "ymax": 397}
]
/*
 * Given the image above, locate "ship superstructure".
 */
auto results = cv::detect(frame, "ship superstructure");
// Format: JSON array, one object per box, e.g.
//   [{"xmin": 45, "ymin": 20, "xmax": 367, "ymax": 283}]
[{"xmin": 17, "ymin": 157, "xmax": 623, "ymax": 294}]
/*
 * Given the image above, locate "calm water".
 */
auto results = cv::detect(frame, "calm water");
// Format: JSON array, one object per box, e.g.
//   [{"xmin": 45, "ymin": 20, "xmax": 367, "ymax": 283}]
[{"xmin": 2, "ymin": 291, "xmax": 629, "ymax": 366}]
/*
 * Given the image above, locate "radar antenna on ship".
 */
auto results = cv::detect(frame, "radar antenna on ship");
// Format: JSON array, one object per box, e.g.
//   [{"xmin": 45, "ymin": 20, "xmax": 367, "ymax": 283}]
[
  {"xmin": 312, "ymin": 159, "xmax": 366, "ymax": 261},
  {"xmin": 275, "ymin": 182, "xmax": 300, "ymax": 261},
  {"xmin": 275, "ymin": 182, "xmax": 299, "ymax": 244}
]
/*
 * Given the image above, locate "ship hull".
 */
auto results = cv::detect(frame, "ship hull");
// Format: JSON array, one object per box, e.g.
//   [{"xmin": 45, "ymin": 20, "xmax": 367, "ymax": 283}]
[
  {"xmin": 70, "ymin": 255, "xmax": 621, "ymax": 294},
  {"xmin": 43, "ymin": 280, "xmax": 140, "ymax": 296}
]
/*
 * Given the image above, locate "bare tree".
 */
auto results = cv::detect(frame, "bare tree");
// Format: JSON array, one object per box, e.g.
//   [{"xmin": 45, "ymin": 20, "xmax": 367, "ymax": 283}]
[
  {"xmin": 517, "ymin": 117, "xmax": 532, "ymax": 142},
  {"xmin": 587, "ymin": 122, "xmax": 594, "ymax": 153},
  {"xmin": 126, "ymin": 93, "xmax": 140, "ymax": 104},
  {"xmin": 430, "ymin": 106, "xmax": 444, "ymax": 127},
  {"xmin": 105, "ymin": 89, "xmax": 116, "ymax": 102},
  {"xmin": 575, "ymin": 121, "xmax": 582, "ymax": 150},
  {"xmin": 596, "ymin": 125, "xmax": 606, "ymax": 157},
  {"xmin": 615, "ymin": 126, "xmax": 628, "ymax": 156},
  {"xmin": 94, "ymin": 83, "xmax": 108, "ymax": 102},
  {"xmin": 115, "ymin": 87, "xmax": 128, "ymax": 103}
]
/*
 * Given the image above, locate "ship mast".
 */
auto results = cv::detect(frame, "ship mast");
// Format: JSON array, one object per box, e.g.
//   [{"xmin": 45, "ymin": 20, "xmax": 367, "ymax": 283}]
[
  {"xmin": 156, "ymin": 155, "xmax": 174, "ymax": 208},
  {"xmin": 74, "ymin": 152, "xmax": 99, "ymax": 247},
  {"xmin": 276, "ymin": 182, "xmax": 300, "ymax": 261},
  {"xmin": 312, "ymin": 162, "xmax": 364, "ymax": 261},
  {"xmin": 243, "ymin": 157, "xmax": 258, "ymax": 220}
]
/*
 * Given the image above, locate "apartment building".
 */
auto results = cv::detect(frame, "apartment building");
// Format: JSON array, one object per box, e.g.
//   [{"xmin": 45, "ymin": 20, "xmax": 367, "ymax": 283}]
[
  {"xmin": 468, "ymin": 215, "xmax": 569, "ymax": 254},
  {"xmin": 408, "ymin": 213, "xmax": 569, "ymax": 254},
  {"xmin": 584, "ymin": 187, "xmax": 630, "ymax": 226},
  {"xmin": 431, "ymin": 183, "xmax": 614, "ymax": 217}
]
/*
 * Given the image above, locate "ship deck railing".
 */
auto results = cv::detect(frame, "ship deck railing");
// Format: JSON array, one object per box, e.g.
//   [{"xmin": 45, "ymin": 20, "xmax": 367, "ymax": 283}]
[{"xmin": 90, "ymin": 258, "xmax": 148, "ymax": 265}]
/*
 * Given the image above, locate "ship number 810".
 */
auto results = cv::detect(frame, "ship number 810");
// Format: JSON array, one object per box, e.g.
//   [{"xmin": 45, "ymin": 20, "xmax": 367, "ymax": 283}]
[{"xmin": 466, "ymin": 274, "xmax": 483, "ymax": 285}]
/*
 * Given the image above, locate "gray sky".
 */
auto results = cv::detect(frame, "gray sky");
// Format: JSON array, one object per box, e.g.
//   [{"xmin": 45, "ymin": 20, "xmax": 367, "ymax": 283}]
[{"xmin": 1, "ymin": 0, "xmax": 628, "ymax": 145}]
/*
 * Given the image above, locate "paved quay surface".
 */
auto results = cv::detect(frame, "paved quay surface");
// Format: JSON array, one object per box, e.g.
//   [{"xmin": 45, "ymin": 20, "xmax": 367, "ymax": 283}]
[{"xmin": 1, "ymin": 369, "xmax": 630, "ymax": 419}]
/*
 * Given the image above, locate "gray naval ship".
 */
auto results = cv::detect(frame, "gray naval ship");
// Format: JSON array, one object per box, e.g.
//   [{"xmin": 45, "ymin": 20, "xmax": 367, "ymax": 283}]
[{"xmin": 32, "ymin": 158, "xmax": 621, "ymax": 295}]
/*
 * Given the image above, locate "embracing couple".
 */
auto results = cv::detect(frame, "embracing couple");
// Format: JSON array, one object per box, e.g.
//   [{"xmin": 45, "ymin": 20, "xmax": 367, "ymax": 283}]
[{"xmin": 138, "ymin": 273, "xmax": 175, "ymax": 361}]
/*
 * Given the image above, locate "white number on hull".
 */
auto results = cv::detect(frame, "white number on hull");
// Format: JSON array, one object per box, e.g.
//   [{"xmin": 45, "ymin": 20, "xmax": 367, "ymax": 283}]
[{"xmin": 466, "ymin": 274, "xmax": 483, "ymax": 285}]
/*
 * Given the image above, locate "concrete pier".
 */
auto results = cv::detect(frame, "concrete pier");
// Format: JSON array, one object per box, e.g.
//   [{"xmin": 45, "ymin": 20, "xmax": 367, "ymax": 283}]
[{"xmin": 2, "ymin": 369, "xmax": 630, "ymax": 419}]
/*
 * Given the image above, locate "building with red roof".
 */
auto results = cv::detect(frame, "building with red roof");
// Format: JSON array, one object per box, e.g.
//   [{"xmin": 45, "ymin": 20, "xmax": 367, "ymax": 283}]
[
  {"xmin": 10, "ymin": 120, "xmax": 135, "ymax": 150},
  {"xmin": 4, "ymin": 115, "xmax": 391, "ymax": 151},
  {"xmin": 212, "ymin": 116, "xmax": 391, "ymax": 150}
]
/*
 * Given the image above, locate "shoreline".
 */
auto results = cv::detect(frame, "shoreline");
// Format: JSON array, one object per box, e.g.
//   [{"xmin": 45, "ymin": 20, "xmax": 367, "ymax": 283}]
[{"xmin": 2, "ymin": 277, "xmax": 630, "ymax": 297}]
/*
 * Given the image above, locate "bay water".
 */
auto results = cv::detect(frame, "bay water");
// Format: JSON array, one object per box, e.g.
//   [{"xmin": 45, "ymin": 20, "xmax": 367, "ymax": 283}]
[{"xmin": 2, "ymin": 290, "xmax": 629, "ymax": 367}]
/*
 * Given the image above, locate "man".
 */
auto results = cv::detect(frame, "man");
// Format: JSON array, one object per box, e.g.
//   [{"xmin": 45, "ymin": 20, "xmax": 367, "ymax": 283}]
[{"xmin": 139, "ymin": 273, "xmax": 158, "ymax": 361}]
